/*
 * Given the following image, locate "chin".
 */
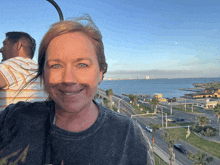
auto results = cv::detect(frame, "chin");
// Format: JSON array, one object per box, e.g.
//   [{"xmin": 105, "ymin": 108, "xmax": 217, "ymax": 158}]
[{"xmin": 56, "ymin": 100, "xmax": 92, "ymax": 113}]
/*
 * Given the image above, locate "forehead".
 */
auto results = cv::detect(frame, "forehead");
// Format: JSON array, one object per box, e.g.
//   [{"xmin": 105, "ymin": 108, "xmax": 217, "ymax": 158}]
[
  {"xmin": 3, "ymin": 38, "xmax": 12, "ymax": 44},
  {"xmin": 45, "ymin": 32, "xmax": 96, "ymax": 59}
]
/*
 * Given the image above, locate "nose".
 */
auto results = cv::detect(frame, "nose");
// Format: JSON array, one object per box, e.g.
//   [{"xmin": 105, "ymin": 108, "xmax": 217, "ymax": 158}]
[{"xmin": 62, "ymin": 66, "xmax": 77, "ymax": 85}]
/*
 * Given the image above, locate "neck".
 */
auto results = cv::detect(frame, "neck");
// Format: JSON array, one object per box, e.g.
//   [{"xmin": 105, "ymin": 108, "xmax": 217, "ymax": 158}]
[
  {"xmin": 17, "ymin": 54, "xmax": 29, "ymax": 58},
  {"xmin": 54, "ymin": 102, "xmax": 99, "ymax": 132}
]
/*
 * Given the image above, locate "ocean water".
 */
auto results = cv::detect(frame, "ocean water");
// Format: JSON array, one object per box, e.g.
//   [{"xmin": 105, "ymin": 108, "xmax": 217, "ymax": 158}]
[{"xmin": 98, "ymin": 78, "xmax": 220, "ymax": 98}]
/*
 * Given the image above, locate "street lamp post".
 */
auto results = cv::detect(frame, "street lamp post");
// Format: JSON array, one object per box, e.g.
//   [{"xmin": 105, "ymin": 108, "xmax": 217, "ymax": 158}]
[
  {"xmin": 185, "ymin": 98, "xmax": 186, "ymax": 111},
  {"xmin": 166, "ymin": 113, "xmax": 167, "ymax": 127},
  {"xmin": 219, "ymin": 124, "xmax": 220, "ymax": 136},
  {"xmin": 161, "ymin": 107, "xmax": 167, "ymax": 128},
  {"xmin": 117, "ymin": 98, "xmax": 123, "ymax": 113},
  {"xmin": 218, "ymin": 124, "xmax": 220, "ymax": 136},
  {"xmin": 162, "ymin": 109, "xmax": 163, "ymax": 128},
  {"xmin": 170, "ymin": 100, "xmax": 172, "ymax": 115}
]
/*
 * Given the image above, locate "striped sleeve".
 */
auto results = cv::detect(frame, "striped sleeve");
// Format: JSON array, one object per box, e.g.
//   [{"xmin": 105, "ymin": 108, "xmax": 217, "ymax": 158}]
[{"xmin": 0, "ymin": 58, "xmax": 37, "ymax": 90}]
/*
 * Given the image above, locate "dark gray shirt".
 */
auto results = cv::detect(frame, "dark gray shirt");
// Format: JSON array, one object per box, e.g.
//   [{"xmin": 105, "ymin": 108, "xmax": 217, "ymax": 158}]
[{"xmin": 0, "ymin": 101, "xmax": 153, "ymax": 165}]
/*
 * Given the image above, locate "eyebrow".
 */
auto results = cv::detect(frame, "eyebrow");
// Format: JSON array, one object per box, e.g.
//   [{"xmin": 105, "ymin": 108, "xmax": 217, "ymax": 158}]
[{"xmin": 46, "ymin": 58, "xmax": 93, "ymax": 64}]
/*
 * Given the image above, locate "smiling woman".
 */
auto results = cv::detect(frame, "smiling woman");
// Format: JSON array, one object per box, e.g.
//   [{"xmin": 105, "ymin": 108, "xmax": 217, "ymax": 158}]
[
  {"xmin": 43, "ymin": 32, "xmax": 103, "ymax": 124},
  {"xmin": 0, "ymin": 15, "xmax": 153, "ymax": 165}
]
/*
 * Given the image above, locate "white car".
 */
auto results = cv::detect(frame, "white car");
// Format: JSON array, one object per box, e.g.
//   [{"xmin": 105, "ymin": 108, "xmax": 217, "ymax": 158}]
[
  {"xmin": 165, "ymin": 118, "xmax": 176, "ymax": 122},
  {"xmin": 146, "ymin": 126, "xmax": 153, "ymax": 133}
]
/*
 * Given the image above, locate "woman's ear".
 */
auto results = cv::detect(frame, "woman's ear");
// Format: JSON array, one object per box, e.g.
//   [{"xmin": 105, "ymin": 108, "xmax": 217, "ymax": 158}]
[{"xmin": 98, "ymin": 70, "xmax": 103, "ymax": 84}]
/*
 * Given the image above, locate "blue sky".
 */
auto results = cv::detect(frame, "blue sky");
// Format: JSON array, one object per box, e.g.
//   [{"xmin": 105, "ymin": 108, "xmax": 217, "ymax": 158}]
[{"xmin": 1, "ymin": 0, "xmax": 220, "ymax": 79}]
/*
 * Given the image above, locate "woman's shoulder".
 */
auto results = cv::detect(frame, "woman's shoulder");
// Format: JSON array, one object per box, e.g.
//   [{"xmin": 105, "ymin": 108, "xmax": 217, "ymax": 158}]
[{"xmin": 0, "ymin": 101, "xmax": 54, "ymax": 122}]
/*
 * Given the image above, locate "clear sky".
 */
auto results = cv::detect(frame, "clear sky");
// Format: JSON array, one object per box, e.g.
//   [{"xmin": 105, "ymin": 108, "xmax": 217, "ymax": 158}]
[{"xmin": 1, "ymin": 0, "xmax": 220, "ymax": 79}]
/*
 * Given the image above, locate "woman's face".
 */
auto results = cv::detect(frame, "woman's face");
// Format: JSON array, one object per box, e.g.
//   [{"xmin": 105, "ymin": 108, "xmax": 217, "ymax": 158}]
[{"xmin": 43, "ymin": 32, "xmax": 103, "ymax": 113}]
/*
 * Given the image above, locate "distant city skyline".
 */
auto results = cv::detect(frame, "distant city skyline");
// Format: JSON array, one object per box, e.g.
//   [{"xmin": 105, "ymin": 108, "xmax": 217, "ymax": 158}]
[
  {"xmin": 0, "ymin": 0, "xmax": 220, "ymax": 79},
  {"xmin": 104, "ymin": 68, "xmax": 220, "ymax": 79}
]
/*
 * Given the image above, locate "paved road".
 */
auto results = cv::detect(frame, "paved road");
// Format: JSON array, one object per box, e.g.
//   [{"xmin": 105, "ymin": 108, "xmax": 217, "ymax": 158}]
[{"xmin": 96, "ymin": 89, "xmax": 220, "ymax": 164}]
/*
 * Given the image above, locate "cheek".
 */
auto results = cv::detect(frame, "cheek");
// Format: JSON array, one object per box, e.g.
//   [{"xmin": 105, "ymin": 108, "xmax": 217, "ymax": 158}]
[
  {"xmin": 44, "ymin": 69, "xmax": 62, "ymax": 84},
  {"xmin": 43, "ymin": 71, "xmax": 59, "ymax": 92},
  {"xmin": 77, "ymin": 70, "xmax": 100, "ymax": 86}
]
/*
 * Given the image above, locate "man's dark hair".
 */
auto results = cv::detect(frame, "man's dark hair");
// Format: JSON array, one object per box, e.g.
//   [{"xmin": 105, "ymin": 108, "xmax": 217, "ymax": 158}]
[{"xmin": 6, "ymin": 32, "xmax": 36, "ymax": 59}]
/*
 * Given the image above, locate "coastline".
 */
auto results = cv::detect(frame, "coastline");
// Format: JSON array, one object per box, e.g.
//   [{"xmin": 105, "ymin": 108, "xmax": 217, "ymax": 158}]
[{"xmin": 103, "ymin": 77, "xmax": 220, "ymax": 81}]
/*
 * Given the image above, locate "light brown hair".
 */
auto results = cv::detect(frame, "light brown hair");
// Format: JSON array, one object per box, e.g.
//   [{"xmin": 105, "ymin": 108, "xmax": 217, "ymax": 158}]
[{"xmin": 37, "ymin": 14, "xmax": 107, "ymax": 82}]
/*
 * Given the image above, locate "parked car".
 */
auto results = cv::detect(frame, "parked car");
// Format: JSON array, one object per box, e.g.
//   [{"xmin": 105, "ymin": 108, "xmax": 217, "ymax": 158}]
[
  {"xmin": 176, "ymin": 117, "xmax": 185, "ymax": 121},
  {"xmin": 146, "ymin": 126, "xmax": 153, "ymax": 133},
  {"xmin": 167, "ymin": 97, "xmax": 176, "ymax": 103},
  {"xmin": 173, "ymin": 144, "xmax": 187, "ymax": 154},
  {"xmin": 165, "ymin": 118, "xmax": 176, "ymax": 122}
]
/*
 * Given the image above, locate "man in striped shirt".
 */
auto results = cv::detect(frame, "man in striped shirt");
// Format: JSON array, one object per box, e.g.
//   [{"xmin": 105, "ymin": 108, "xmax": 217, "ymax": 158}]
[{"xmin": 0, "ymin": 32, "xmax": 47, "ymax": 111}]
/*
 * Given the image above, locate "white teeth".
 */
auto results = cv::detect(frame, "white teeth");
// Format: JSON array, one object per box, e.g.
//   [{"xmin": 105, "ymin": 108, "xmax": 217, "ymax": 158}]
[
  {"xmin": 63, "ymin": 89, "xmax": 82, "ymax": 95},
  {"xmin": 65, "ymin": 93, "xmax": 74, "ymax": 95}
]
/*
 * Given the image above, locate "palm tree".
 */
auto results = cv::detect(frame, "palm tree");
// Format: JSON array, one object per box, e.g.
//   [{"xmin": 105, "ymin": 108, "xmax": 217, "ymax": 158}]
[
  {"xmin": 106, "ymin": 89, "xmax": 114, "ymax": 110},
  {"xmin": 150, "ymin": 123, "xmax": 160, "ymax": 152},
  {"xmin": 151, "ymin": 98, "xmax": 160, "ymax": 114},
  {"xmin": 149, "ymin": 99, "xmax": 154, "ymax": 111},
  {"xmin": 214, "ymin": 104, "xmax": 220, "ymax": 123},
  {"xmin": 128, "ymin": 94, "xmax": 134, "ymax": 102},
  {"xmin": 103, "ymin": 98, "xmax": 110, "ymax": 107},
  {"xmin": 214, "ymin": 104, "xmax": 220, "ymax": 136},
  {"xmin": 197, "ymin": 116, "xmax": 210, "ymax": 127},
  {"xmin": 162, "ymin": 132, "xmax": 179, "ymax": 165},
  {"xmin": 193, "ymin": 151, "xmax": 207, "ymax": 165},
  {"xmin": 133, "ymin": 95, "xmax": 139, "ymax": 104}
]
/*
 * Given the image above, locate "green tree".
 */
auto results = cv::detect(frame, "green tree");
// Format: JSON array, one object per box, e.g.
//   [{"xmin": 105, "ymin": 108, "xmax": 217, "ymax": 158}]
[
  {"xmin": 106, "ymin": 89, "xmax": 114, "ymax": 110},
  {"xmin": 197, "ymin": 116, "xmax": 210, "ymax": 127},
  {"xmin": 148, "ymin": 99, "xmax": 154, "ymax": 112},
  {"xmin": 193, "ymin": 151, "xmax": 207, "ymax": 165},
  {"xmin": 214, "ymin": 104, "xmax": 220, "ymax": 123},
  {"xmin": 133, "ymin": 95, "xmax": 139, "ymax": 104},
  {"xmin": 150, "ymin": 98, "xmax": 160, "ymax": 114},
  {"xmin": 103, "ymin": 98, "xmax": 110, "ymax": 108},
  {"xmin": 162, "ymin": 132, "xmax": 179, "ymax": 165},
  {"xmin": 150, "ymin": 123, "xmax": 160, "ymax": 152},
  {"xmin": 149, "ymin": 99, "xmax": 153, "ymax": 111},
  {"xmin": 128, "ymin": 94, "xmax": 134, "ymax": 102}
]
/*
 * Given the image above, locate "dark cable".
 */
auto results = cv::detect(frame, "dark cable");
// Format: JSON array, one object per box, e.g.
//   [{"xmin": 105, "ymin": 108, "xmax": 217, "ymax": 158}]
[{"xmin": 46, "ymin": 0, "xmax": 64, "ymax": 21}]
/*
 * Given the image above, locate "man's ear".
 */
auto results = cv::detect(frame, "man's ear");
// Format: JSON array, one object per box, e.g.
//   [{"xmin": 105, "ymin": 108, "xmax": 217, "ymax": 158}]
[{"xmin": 14, "ymin": 41, "xmax": 22, "ymax": 51}]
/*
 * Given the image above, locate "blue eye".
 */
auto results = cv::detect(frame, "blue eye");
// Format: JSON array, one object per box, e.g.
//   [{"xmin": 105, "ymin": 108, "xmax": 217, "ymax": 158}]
[
  {"xmin": 52, "ymin": 64, "xmax": 61, "ymax": 68},
  {"xmin": 78, "ymin": 63, "xmax": 88, "ymax": 67}
]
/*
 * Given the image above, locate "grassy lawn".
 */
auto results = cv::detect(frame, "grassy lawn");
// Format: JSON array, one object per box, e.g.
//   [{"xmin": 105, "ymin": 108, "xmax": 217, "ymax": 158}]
[
  {"xmin": 154, "ymin": 153, "xmax": 169, "ymax": 165},
  {"xmin": 166, "ymin": 128, "xmax": 220, "ymax": 159},
  {"xmin": 173, "ymin": 105, "xmax": 203, "ymax": 114},
  {"xmin": 165, "ymin": 122, "xmax": 195, "ymax": 127},
  {"xmin": 127, "ymin": 101, "xmax": 154, "ymax": 114},
  {"xmin": 159, "ymin": 122, "xmax": 195, "ymax": 128}
]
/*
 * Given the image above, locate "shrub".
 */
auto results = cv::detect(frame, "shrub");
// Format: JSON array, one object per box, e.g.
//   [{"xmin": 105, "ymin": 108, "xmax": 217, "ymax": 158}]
[
  {"xmin": 187, "ymin": 152, "xmax": 195, "ymax": 160},
  {"xmin": 192, "ymin": 124, "xmax": 217, "ymax": 137},
  {"xmin": 206, "ymin": 156, "xmax": 214, "ymax": 163},
  {"xmin": 112, "ymin": 106, "xmax": 117, "ymax": 112},
  {"xmin": 192, "ymin": 124, "xmax": 202, "ymax": 133},
  {"xmin": 201, "ymin": 130, "xmax": 205, "ymax": 136}
]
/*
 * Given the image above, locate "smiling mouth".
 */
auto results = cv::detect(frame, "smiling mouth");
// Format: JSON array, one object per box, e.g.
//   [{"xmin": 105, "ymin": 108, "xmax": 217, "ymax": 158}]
[{"xmin": 61, "ymin": 89, "xmax": 83, "ymax": 95}]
